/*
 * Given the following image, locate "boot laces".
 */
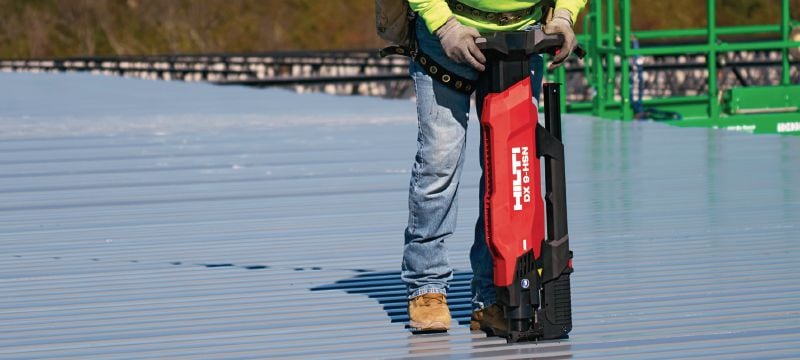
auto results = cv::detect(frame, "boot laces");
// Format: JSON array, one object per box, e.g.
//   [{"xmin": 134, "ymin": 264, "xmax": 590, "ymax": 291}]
[{"xmin": 420, "ymin": 294, "xmax": 445, "ymax": 305}]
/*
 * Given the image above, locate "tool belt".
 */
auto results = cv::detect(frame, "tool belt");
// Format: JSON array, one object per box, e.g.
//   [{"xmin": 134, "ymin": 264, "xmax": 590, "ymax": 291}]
[
  {"xmin": 381, "ymin": 43, "xmax": 477, "ymax": 94},
  {"xmin": 380, "ymin": 1, "xmax": 554, "ymax": 95},
  {"xmin": 446, "ymin": 0, "xmax": 545, "ymax": 26}
]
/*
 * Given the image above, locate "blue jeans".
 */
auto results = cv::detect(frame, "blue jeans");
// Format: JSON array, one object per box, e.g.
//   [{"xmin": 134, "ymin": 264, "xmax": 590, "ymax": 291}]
[{"xmin": 401, "ymin": 18, "xmax": 544, "ymax": 311}]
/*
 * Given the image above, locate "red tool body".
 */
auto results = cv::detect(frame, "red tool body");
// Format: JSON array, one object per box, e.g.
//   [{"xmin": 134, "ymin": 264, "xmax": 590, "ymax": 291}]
[
  {"xmin": 476, "ymin": 29, "xmax": 577, "ymax": 342},
  {"xmin": 480, "ymin": 79, "xmax": 545, "ymax": 288}
]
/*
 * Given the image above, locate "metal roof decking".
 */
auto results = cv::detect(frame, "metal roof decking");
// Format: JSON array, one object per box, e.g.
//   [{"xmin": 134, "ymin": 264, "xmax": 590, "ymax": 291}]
[{"xmin": 1, "ymin": 72, "xmax": 799, "ymax": 359}]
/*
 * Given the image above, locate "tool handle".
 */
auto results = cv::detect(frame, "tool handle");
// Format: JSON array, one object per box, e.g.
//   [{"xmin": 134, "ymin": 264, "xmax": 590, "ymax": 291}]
[
  {"xmin": 475, "ymin": 29, "xmax": 586, "ymax": 60},
  {"xmin": 573, "ymin": 45, "xmax": 587, "ymax": 59}
]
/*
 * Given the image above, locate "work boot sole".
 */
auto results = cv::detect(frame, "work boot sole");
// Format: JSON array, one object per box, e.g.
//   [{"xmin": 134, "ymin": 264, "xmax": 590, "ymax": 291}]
[{"xmin": 409, "ymin": 320, "xmax": 450, "ymax": 331}]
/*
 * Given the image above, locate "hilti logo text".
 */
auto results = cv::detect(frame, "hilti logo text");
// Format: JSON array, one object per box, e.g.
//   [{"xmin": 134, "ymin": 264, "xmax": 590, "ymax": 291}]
[{"xmin": 511, "ymin": 147, "xmax": 531, "ymax": 211}]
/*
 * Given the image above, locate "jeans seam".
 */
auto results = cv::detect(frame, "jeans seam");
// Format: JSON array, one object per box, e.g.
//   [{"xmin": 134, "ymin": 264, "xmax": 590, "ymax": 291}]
[{"xmin": 409, "ymin": 72, "xmax": 425, "ymax": 236}]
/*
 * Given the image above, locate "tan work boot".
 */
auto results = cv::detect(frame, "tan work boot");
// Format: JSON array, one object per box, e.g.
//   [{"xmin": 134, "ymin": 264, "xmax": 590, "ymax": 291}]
[
  {"xmin": 470, "ymin": 303, "xmax": 508, "ymax": 336},
  {"xmin": 408, "ymin": 293, "xmax": 451, "ymax": 331}
]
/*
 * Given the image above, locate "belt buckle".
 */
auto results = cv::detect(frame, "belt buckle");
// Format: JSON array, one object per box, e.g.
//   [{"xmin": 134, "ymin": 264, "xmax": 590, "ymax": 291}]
[{"xmin": 498, "ymin": 13, "xmax": 520, "ymax": 25}]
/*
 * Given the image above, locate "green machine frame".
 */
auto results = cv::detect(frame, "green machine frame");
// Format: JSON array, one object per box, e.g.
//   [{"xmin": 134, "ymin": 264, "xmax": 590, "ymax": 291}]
[{"xmin": 550, "ymin": 0, "xmax": 800, "ymax": 135}]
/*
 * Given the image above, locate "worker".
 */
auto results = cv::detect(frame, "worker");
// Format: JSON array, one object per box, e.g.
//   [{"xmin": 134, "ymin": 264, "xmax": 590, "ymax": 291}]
[{"xmin": 401, "ymin": 0, "xmax": 586, "ymax": 335}]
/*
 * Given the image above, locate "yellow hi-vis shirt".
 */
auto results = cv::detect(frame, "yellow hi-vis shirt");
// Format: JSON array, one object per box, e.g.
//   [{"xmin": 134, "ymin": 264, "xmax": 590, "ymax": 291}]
[{"xmin": 408, "ymin": 0, "xmax": 587, "ymax": 34}]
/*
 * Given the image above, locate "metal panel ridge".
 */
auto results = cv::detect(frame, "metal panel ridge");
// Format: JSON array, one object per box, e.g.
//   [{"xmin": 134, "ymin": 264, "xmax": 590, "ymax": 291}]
[{"xmin": 0, "ymin": 72, "xmax": 798, "ymax": 359}]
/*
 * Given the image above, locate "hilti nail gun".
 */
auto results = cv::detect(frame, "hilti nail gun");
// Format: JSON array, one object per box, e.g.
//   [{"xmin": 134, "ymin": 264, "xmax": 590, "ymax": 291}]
[{"xmin": 476, "ymin": 27, "xmax": 584, "ymax": 343}]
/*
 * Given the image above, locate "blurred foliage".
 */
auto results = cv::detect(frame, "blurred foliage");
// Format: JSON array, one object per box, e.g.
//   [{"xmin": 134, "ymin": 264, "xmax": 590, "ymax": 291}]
[
  {"xmin": 625, "ymin": 0, "xmax": 800, "ymax": 29},
  {"xmin": 0, "ymin": 0, "xmax": 382, "ymax": 58},
  {"xmin": 0, "ymin": 0, "xmax": 798, "ymax": 59}
]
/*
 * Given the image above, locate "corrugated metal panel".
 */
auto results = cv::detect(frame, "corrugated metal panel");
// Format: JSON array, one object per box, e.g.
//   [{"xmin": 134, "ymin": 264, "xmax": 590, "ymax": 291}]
[{"xmin": 1, "ymin": 72, "xmax": 799, "ymax": 359}]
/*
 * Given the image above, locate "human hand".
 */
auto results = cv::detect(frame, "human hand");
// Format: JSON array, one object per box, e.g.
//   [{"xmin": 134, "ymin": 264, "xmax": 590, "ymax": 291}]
[
  {"xmin": 543, "ymin": 8, "xmax": 577, "ymax": 70},
  {"xmin": 435, "ymin": 17, "xmax": 486, "ymax": 71}
]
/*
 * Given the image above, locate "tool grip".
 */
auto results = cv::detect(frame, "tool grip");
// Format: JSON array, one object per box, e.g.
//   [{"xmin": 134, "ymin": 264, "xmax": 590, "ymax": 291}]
[
  {"xmin": 521, "ymin": 32, "xmax": 587, "ymax": 59},
  {"xmin": 475, "ymin": 29, "xmax": 586, "ymax": 60},
  {"xmin": 573, "ymin": 45, "xmax": 587, "ymax": 59}
]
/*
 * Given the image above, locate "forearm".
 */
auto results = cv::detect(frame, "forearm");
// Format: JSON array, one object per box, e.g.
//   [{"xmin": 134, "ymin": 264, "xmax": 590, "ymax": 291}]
[{"xmin": 407, "ymin": 0, "xmax": 453, "ymax": 33}]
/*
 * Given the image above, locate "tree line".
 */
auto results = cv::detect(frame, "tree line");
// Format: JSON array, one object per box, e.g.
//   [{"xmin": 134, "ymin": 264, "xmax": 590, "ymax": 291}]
[{"xmin": 0, "ymin": 0, "xmax": 796, "ymax": 59}]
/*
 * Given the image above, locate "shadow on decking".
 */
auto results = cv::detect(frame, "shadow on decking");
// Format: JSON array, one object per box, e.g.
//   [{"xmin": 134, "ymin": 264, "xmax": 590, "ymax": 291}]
[{"xmin": 311, "ymin": 270, "xmax": 475, "ymax": 328}]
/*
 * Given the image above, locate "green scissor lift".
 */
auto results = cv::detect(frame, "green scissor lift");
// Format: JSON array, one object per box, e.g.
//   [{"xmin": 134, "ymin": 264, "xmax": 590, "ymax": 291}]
[{"xmin": 549, "ymin": 0, "xmax": 800, "ymax": 135}]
